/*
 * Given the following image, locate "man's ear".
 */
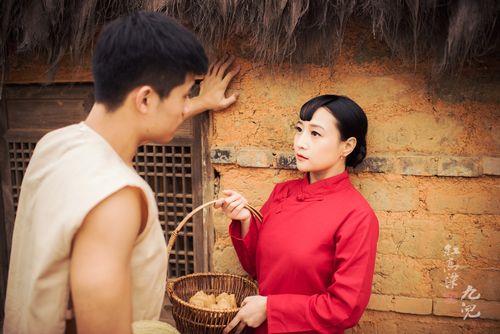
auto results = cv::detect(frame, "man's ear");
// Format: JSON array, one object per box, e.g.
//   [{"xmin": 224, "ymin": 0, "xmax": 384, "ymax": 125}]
[
  {"xmin": 134, "ymin": 86, "xmax": 154, "ymax": 114},
  {"xmin": 343, "ymin": 137, "xmax": 357, "ymax": 157}
]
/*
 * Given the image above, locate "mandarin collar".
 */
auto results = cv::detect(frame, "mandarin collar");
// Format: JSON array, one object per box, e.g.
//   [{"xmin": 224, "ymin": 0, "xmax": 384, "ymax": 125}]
[{"xmin": 297, "ymin": 170, "xmax": 351, "ymax": 201}]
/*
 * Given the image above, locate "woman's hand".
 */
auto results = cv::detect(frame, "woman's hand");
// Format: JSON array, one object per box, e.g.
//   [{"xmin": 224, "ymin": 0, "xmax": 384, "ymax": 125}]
[
  {"xmin": 223, "ymin": 295, "xmax": 268, "ymax": 334},
  {"xmin": 213, "ymin": 190, "xmax": 251, "ymax": 223}
]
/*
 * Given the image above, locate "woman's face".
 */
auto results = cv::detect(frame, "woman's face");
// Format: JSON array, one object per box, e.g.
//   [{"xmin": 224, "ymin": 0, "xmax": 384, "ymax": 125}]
[{"xmin": 293, "ymin": 107, "xmax": 349, "ymax": 173}]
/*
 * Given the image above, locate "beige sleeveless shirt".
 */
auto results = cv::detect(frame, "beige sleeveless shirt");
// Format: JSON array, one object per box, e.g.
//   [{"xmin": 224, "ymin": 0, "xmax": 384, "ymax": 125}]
[{"xmin": 4, "ymin": 122, "xmax": 168, "ymax": 334}]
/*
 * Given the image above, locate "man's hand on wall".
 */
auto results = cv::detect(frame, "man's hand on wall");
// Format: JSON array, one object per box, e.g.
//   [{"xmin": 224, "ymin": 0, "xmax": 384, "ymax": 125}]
[{"xmin": 185, "ymin": 55, "xmax": 240, "ymax": 118}]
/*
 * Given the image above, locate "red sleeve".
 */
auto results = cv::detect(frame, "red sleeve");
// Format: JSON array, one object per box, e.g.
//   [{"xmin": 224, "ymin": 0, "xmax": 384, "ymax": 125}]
[
  {"xmin": 266, "ymin": 209, "xmax": 379, "ymax": 333},
  {"xmin": 229, "ymin": 184, "xmax": 279, "ymax": 279}
]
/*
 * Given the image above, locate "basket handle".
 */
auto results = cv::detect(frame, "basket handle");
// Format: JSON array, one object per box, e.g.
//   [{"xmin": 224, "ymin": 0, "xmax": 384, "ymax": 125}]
[{"xmin": 166, "ymin": 199, "xmax": 263, "ymax": 294}]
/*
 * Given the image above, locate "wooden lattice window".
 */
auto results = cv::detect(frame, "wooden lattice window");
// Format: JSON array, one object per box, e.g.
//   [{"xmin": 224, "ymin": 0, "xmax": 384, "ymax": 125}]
[
  {"xmin": 134, "ymin": 144, "xmax": 195, "ymax": 277},
  {"xmin": 7, "ymin": 141, "xmax": 36, "ymax": 213},
  {"xmin": 0, "ymin": 84, "xmax": 208, "ymax": 280}
]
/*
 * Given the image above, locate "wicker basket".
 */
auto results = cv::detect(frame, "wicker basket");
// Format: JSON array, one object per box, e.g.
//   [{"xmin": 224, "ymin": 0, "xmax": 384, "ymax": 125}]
[{"xmin": 165, "ymin": 200, "xmax": 262, "ymax": 334}]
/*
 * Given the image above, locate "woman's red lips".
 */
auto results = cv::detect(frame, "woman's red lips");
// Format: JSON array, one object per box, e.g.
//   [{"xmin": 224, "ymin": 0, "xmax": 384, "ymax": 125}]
[{"xmin": 296, "ymin": 153, "xmax": 308, "ymax": 160}]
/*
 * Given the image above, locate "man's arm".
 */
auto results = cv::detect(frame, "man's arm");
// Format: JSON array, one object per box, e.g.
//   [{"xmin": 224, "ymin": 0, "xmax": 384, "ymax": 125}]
[{"xmin": 70, "ymin": 186, "xmax": 146, "ymax": 334}]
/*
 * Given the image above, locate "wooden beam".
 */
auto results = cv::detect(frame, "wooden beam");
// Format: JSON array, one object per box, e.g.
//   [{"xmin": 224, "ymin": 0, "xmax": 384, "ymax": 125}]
[{"xmin": 5, "ymin": 52, "xmax": 93, "ymax": 84}]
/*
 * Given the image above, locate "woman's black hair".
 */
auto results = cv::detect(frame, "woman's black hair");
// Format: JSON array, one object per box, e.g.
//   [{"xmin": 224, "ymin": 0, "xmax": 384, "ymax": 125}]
[
  {"xmin": 299, "ymin": 95, "xmax": 368, "ymax": 168},
  {"xmin": 92, "ymin": 11, "xmax": 208, "ymax": 110}
]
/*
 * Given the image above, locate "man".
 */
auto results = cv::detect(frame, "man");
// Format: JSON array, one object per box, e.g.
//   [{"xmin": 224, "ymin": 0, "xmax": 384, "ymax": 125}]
[{"xmin": 4, "ymin": 11, "xmax": 239, "ymax": 334}]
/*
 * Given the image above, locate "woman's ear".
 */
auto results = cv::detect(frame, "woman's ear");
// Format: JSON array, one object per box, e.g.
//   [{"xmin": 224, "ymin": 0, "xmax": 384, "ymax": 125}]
[
  {"xmin": 343, "ymin": 137, "xmax": 357, "ymax": 157},
  {"xmin": 135, "ymin": 86, "xmax": 154, "ymax": 114}
]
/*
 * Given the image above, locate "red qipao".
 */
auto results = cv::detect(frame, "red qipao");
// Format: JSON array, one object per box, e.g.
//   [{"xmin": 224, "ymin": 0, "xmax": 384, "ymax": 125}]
[{"xmin": 229, "ymin": 170, "xmax": 379, "ymax": 333}]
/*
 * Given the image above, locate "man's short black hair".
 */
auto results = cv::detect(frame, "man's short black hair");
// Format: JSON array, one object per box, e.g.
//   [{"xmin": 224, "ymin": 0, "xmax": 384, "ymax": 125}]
[{"xmin": 92, "ymin": 11, "xmax": 208, "ymax": 110}]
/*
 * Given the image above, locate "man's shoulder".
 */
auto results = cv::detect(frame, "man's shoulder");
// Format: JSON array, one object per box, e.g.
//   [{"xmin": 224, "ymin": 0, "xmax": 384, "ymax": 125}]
[
  {"xmin": 81, "ymin": 185, "xmax": 147, "ymax": 238},
  {"xmin": 36, "ymin": 123, "xmax": 83, "ymax": 147},
  {"xmin": 91, "ymin": 186, "xmax": 145, "ymax": 218}
]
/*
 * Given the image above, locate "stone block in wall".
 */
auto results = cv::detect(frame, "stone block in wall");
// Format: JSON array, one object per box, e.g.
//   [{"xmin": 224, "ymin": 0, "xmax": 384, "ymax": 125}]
[
  {"xmin": 429, "ymin": 268, "xmax": 500, "ymax": 302},
  {"xmin": 482, "ymin": 157, "xmax": 500, "ymax": 176},
  {"xmin": 455, "ymin": 269, "xmax": 500, "ymax": 302},
  {"xmin": 433, "ymin": 298, "xmax": 500, "ymax": 321},
  {"xmin": 355, "ymin": 156, "xmax": 394, "ymax": 173},
  {"xmin": 376, "ymin": 228, "xmax": 399, "ymax": 255},
  {"xmin": 392, "ymin": 296, "xmax": 433, "ymax": 315},
  {"xmin": 397, "ymin": 228, "xmax": 460, "ymax": 259},
  {"xmin": 211, "ymin": 147, "xmax": 236, "ymax": 164},
  {"xmin": 394, "ymin": 315, "xmax": 497, "ymax": 333},
  {"xmin": 236, "ymin": 147, "xmax": 274, "ymax": 168},
  {"xmin": 212, "ymin": 210, "xmax": 230, "ymax": 237},
  {"xmin": 367, "ymin": 294, "xmax": 394, "ymax": 312},
  {"xmin": 362, "ymin": 308, "xmax": 500, "ymax": 333},
  {"xmin": 212, "ymin": 246, "xmax": 246, "ymax": 276},
  {"xmin": 467, "ymin": 223, "xmax": 500, "ymax": 263},
  {"xmin": 397, "ymin": 156, "xmax": 438, "ymax": 176},
  {"xmin": 367, "ymin": 294, "xmax": 432, "ymax": 315},
  {"xmin": 373, "ymin": 254, "xmax": 431, "ymax": 297},
  {"xmin": 437, "ymin": 157, "xmax": 481, "ymax": 177},
  {"xmin": 211, "ymin": 146, "xmax": 494, "ymax": 179},
  {"xmin": 275, "ymin": 151, "xmax": 297, "ymax": 169}
]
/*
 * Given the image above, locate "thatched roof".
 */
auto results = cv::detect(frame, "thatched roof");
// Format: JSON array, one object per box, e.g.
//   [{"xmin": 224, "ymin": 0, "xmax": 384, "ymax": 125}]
[{"xmin": 1, "ymin": 0, "xmax": 499, "ymax": 81}]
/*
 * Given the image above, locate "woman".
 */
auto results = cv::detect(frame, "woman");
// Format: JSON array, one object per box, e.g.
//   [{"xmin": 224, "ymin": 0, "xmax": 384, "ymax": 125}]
[{"xmin": 215, "ymin": 95, "xmax": 379, "ymax": 334}]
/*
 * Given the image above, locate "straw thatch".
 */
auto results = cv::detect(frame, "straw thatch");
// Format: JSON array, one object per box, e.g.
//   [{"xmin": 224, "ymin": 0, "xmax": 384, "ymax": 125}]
[{"xmin": 1, "ymin": 0, "xmax": 498, "ymax": 81}]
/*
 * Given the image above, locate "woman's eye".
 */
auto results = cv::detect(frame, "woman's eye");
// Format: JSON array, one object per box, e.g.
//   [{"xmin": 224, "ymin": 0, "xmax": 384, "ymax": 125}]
[
  {"xmin": 312, "ymin": 131, "xmax": 321, "ymax": 137},
  {"xmin": 295, "ymin": 126, "xmax": 302, "ymax": 132}
]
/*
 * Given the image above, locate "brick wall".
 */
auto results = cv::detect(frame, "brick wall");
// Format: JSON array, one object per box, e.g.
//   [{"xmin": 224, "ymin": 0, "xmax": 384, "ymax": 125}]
[{"xmin": 208, "ymin": 50, "xmax": 500, "ymax": 332}]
